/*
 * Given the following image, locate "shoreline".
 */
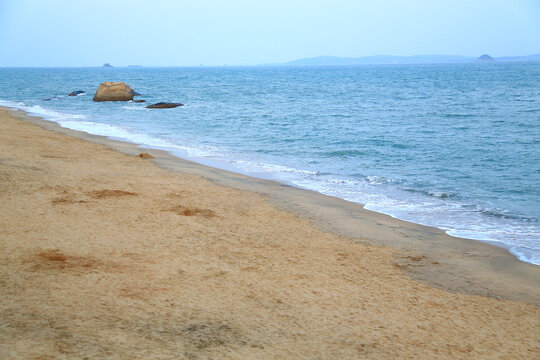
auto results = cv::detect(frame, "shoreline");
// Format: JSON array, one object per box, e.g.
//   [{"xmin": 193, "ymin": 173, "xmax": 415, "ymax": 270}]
[
  {"xmin": 1, "ymin": 98, "xmax": 537, "ymax": 266},
  {"xmin": 4, "ymin": 106, "xmax": 540, "ymax": 304},
  {"xmin": 1, "ymin": 106, "xmax": 539, "ymax": 358}
]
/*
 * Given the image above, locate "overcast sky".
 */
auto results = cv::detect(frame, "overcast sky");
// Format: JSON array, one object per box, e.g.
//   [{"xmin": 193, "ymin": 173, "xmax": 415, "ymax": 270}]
[{"xmin": 0, "ymin": 0, "xmax": 539, "ymax": 66}]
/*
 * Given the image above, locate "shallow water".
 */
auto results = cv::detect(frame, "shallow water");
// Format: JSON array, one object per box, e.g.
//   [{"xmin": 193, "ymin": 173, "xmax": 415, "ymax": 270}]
[{"xmin": 1, "ymin": 63, "xmax": 539, "ymax": 264}]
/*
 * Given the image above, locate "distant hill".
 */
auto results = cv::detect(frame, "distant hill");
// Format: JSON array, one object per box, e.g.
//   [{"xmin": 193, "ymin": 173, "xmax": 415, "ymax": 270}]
[
  {"xmin": 477, "ymin": 54, "xmax": 494, "ymax": 61},
  {"xmin": 497, "ymin": 54, "xmax": 540, "ymax": 62},
  {"xmin": 284, "ymin": 53, "xmax": 540, "ymax": 66},
  {"xmin": 285, "ymin": 55, "xmax": 473, "ymax": 66}
]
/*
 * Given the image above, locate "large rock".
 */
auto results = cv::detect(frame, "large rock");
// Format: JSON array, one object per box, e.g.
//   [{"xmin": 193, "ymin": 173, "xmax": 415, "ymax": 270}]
[
  {"xmin": 146, "ymin": 102, "xmax": 184, "ymax": 109},
  {"xmin": 93, "ymin": 82, "xmax": 137, "ymax": 102}
]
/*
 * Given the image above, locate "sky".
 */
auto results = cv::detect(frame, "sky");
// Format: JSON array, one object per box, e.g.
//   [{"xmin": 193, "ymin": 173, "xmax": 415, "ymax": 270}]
[{"xmin": 0, "ymin": 0, "xmax": 539, "ymax": 67}]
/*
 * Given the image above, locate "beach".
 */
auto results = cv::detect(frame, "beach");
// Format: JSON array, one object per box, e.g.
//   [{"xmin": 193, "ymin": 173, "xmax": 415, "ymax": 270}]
[
  {"xmin": 2, "ymin": 64, "xmax": 539, "ymax": 264},
  {"xmin": 1, "ymin": 106, "xmax": 539, "ymax": 358}
]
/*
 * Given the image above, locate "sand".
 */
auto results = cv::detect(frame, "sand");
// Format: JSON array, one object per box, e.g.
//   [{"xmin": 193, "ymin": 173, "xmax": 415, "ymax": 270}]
[{"xmin": 0, "ymin": 107, "xmax": 539, "ymax": 359}]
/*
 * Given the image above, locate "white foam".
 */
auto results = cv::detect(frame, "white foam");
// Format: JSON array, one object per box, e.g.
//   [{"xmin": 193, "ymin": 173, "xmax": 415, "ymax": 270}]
[
  {"xmin": 26, "ymin": 105, "xmax": 86, "ymax": 120},
  {"xmin": 285, "ymin": 172, "xmax": 540, "ymax": 266},
  {"xmin": 57, "ymin": 121, "xmax": 175, "ymax": 148},
  {"xmin": 0, "ymin": 100, "xmax": 86, "ymax": 121},
  {"xmin": 227, "ymin": 159, "xmax": 319, "ymax": 177},
  {"xmin": 122, "ymin": 105, "xmax": 147, "ymax": 111},
  {"xmin": 509, "ymin": 247, "xmax": 540, "ymax": 265},
  {"xmin": 57, "ymin": 120, "xmax": 223, "ymax": 160},
  {"xmin": 0, "ymin": 99, "xmax": 26, "ymax": 108},
  {"xmin": 446, "ymin": 229, "xmax": 505, "ymax": 242},
  {"xmin": 366, "ymin": 175, "xmax": 392, "ymax": 184},
  {"xmin": 0, "ymin": 98, "xmax": 217, "ymax": 160}
]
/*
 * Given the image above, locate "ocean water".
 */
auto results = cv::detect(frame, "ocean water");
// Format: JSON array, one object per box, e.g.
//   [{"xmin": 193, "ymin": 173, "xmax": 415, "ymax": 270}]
[{"xmin": 0, "ymin": 64, "xmax": 539, "ymax": 265}]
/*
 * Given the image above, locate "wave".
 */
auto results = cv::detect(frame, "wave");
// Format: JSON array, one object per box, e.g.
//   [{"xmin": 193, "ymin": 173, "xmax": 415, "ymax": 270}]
[
  {"xmin": 57, "ymin": 120, "xmax": 223, "ymax": 160},
  {"xmin": 122, "ymin": 106, "xmax": 148, "ymax": 111},
  {"xmin": 0, "ymin": 99, "xmax": 86, "ymax": 121},
  {"xmin": 324, "ymin": 149, "xmax": 367, "ymax": 157},
  {"xmin": 0, "ymin": 99, "xmax": 27, "ymax": 108},
  {"xmin": 442, "ymin": 114, "xmax": 475, "ymax": 118},
  {"xmin": 509, "ymin": 247, "xmax": 540, "ymax": 266},
  {"xmin": 26, "ymin": 105, "xmax": 86, "ymax": 120},
  {"xmin": 404, "ymin": 187, "xmax": 460, "ymax": 200},
  {"xmin": 365, "ymin": 175, "xmax": 393, "ymax": 185},
  {"xmin": 58, "ymin": 121, "xmax": 177, "ymax": 148},
  {"xmin": 227, "ymin": 159, "xmax": 320, "ymax": 178}
]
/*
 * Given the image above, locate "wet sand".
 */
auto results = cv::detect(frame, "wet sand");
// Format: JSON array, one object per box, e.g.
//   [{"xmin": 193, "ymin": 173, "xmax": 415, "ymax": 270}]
[{"xmin": 1, "ymin": 107, "xmax": 539, "ymax": 359}]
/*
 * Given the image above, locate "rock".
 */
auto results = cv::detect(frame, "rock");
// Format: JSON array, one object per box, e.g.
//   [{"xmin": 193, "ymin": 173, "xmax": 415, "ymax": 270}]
[
  {"xmin": 133, "ymin": 99, "xmax": 146, "ymax": 103},
  {"xmin": 68, "ymin": 90, "xmax": 86, "ymax": 96},
  {"xmin": 43, "ymin": 97, "xmax": 59, "ymax": 101},
  {"xmin": 477, "ymin": 54, "xmax": 494, "ymax": 62},
  {"xmin": 131, "ymin": 90, "xmax": 141, "ymax": 96},
  {"xmin": 93, "ymin": 82, "xmax": 137, "ymax": 102},
  {"xmin": 103, "ymin": 63, "xmax": 113, "ymax": 68},
  {"xmin": 146, "ymin": 102, "xmax": 184, "ymax": 109}
]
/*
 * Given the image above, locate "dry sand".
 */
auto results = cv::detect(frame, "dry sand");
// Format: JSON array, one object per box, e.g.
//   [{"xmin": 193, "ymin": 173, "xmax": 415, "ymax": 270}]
[{"xmin": 0, "ymin": 107, "xmax": 539, "ymax": 359}]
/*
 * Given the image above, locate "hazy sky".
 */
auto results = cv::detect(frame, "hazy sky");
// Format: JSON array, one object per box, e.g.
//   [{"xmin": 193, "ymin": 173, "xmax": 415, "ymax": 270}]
[{"xmin": 1, "ymin": 0, "xmax": 539, "ymax": 66}]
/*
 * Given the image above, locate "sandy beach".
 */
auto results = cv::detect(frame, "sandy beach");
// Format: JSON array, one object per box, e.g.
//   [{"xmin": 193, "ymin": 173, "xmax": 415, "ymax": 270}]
[{"xmin": 0, "ymin": 106, "xmax": 539, "ymax": 359}]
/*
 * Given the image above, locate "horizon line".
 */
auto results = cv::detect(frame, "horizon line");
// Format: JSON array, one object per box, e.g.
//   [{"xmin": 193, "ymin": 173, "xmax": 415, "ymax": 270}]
[{"xmin": 1, "ymin": 52, "xmax": 539, "ymax": 68}]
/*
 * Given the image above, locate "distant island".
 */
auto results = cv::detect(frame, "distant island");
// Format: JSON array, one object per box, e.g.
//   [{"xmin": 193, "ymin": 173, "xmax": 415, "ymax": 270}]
[
  {"xmin": 284, "ymin": 53, "xmax": 540, "ymax": 66},
  {"xmin": 102, "ymin": 63, "xmax": 113, "ymax": 68},
  {"xmin": 477, "ymin": 54, "xmax": 494, "ymax": 62}
]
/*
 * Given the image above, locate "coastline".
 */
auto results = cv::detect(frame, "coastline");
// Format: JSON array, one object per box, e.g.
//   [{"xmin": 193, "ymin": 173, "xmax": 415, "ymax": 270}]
[
  {"xmin": 1, "ymin": 63, "xmax": 538, "ymax": 266},
  {"xmin": 7, "ymin": 106, "xmax": 539, "ymax": 303},
  {"xmin": 1, "ymin": 106, "xmax": 539, "ymax": 358}
]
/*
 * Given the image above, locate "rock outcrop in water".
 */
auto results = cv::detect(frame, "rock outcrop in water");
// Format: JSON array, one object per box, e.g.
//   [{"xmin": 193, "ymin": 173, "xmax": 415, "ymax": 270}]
[
  {"xmin": 477, "ymin": 54, "xmax": 494, "ymax": 62},
  {"xmin": 146, "ymin": 102, "xmax": 183, "ymax": 109},
  {"xmin": 93, "ymin": 82, "xmax": 138, "ymax": 102},
  {"xmin": 68, "ymin": 91, "xmax": 86, "ymax": 96}
]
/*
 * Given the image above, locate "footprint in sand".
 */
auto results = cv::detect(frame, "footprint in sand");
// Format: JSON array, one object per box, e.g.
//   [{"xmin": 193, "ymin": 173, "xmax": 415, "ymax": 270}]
[
  {"xmin": 168, "ymin": 205, "xmax": 216, "ymax": 218},
  {"xmin": 87, "ymin": 190, "xmax": 137, "ymax": 199}
]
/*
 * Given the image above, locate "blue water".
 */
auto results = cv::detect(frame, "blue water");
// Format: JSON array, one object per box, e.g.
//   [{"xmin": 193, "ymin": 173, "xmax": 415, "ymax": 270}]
[{"xmin": 1, "ymin": 64, "xmax": 539, "ymax": 264}]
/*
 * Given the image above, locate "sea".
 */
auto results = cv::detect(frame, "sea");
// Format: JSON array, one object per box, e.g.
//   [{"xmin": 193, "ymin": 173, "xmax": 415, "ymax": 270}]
[{"xmin": 0, "ymin": 63, "xmax": 539, "ymax": 265}]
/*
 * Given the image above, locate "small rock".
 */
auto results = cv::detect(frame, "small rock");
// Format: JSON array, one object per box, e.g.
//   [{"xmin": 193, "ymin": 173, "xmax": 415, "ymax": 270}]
[
  {"xmin": 146, "ymin": 102, "xmax": 184, "ymax": 109},
  {"xmin": 68, "ymin": 90, "xmax": 86, "ymax": 96},
  {"xmin": 133, "ymin": 99, "xmax": 146, "ymax": 103}
]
